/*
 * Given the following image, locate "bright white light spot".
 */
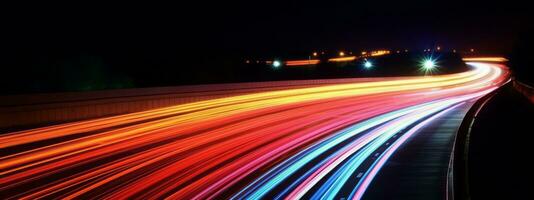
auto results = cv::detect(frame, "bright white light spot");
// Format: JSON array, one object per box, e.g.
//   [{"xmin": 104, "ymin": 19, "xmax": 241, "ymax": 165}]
[
  {"xmin": 272, "ymin": 60, "xmax": 281, "ymax": 68},
  {"xmin": 423, "ymin": 60, "xmax": 435, "ymax": 69},
  {"xmin": 364, "ymin": 61, "xmax": 373, "ymax": 68}
]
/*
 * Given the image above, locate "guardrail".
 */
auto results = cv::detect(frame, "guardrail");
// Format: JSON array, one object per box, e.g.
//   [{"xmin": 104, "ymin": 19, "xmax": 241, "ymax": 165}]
[
  {"xmin": 447, "ymin": 82, "xmax": 506, "ymax": 200},
  {"xmin": 512, "ymin": 79, "xmax": 534, "ymax": 103}
]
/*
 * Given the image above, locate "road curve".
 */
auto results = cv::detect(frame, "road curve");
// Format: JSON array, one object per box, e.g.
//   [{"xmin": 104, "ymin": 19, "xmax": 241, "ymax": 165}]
[{"xmin": 0, "ymin": 62, "xmax": 509, "ymax": 199}]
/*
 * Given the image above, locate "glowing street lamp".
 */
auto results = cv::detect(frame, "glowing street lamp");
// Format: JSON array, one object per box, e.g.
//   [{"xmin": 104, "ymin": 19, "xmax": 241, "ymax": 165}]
[
  {"xmin": 339, "ymin": 51, "xmax": 345, "ymax": 57},
  {"xmin": 364, "ymin": 60, "xmax": 373, "ymax": 69},
  {"xmin": 419, "ymin": 56, "xmax": 439, "ymax": 74},
  {"xmin": 272, "ymin": 60, "xmax": 282, "ymax": 68},
  {"xmin": 422, "ymin": 60, "xmax": 436, "ymax": 70}
]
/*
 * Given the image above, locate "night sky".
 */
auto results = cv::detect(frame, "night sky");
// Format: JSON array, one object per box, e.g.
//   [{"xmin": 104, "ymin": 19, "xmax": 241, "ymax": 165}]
[
  {"xmin": 5, "ymin": 1, "xmax": 531, "ymax": 53},
  {"xmin": 1, "ymin": 0, "xmax": 532, "ymax": 94}
]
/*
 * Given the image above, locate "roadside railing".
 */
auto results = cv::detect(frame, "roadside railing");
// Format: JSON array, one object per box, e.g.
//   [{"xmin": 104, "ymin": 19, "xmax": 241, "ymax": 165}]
[
  {"xmin": 447, "ymin": 83, "xmax": 506, "ymax": 200},
  {"xmin": 512, "ymin": 79, "xmax": 534, "ymax": 103}
]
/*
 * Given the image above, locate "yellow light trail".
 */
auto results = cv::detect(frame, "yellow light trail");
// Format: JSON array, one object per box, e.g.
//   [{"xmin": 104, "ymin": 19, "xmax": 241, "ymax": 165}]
[
  {"xmin": 328, "ymin": 56, "xmax": 357, "ymax": 62},
  {"xmin": 462, "ymin": 57, "xmax": 508, "ymax": 62},
  {"xmin": 285, "ymin": 59, "xmax": 321, "ymax": 66}
]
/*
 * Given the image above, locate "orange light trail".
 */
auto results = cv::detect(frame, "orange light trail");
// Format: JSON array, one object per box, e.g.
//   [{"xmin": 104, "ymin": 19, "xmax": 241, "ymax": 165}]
[
  {"xmin": 462, "ymin": 57, "xmax": 508, "ymax": 62},
  {"xmin": 285, "ymin": 59, "xmax": 320, "ymax": 66},
  {"xmin": 328, "ymin": 56, "xmax": 356, "ymax": 62},
  {"xmin": 370, "ymin": 50, "xmax": 390, "ymax": 56}
]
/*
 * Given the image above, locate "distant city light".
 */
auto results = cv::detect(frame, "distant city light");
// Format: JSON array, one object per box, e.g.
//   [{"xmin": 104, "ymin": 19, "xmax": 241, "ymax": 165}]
[
  {"xmin": 313, "ymin": 52, "xmax": 318, "ymax": 56},
  {"xmin": 339, "ymin": 51, "xmax": 345, "ymax": 57},
  {"xmin": 437, "ymin": 46, "xmax": 441, "ymax": 51},
  {"xmin": 369, "ymin": 50, "xmax": 390, "ymax": 57},
  {"xmin": 272, "ymin": 60, "xmax": 282, "ymax": 68}
]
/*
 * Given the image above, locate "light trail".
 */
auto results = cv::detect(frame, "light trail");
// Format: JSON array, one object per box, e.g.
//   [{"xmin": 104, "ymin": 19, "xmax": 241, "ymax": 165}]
[
  {"xmin": 285, "ymin": 59, "xmax": 320, "ymax": 66},
  {"xmin": 328, "ymin": 56, "xmax": 357, "ymax": 62},
  {"xmin": 349, "ymin": 102, "xmax": 464, "ymax": 200},
  {"xmin": 369, "ymin": 50, "xmax": 390, "ymax": 57},
  {"xmin": 0, "ymin": 62, "xmax": 509, "ymax": 199},
  {"xmin": 462, "ymin": 57, "xmax": 508, "ymax": 62}
]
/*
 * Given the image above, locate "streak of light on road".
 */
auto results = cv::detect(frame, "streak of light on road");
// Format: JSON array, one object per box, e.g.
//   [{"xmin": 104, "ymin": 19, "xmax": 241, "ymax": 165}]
[
  {"xmin": 0, "ymin": 61, "xmax": 509, "ymax": 199},
  {"xmin": 462, "ymin": 57, "xmax": 509, "ymax": 62}
]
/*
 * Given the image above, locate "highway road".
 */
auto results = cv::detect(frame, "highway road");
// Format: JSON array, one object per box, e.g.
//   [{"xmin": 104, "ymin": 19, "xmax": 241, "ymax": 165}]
[{"xmin": 0, "ymin": 62, "xmax": 509, "ymax": 199}]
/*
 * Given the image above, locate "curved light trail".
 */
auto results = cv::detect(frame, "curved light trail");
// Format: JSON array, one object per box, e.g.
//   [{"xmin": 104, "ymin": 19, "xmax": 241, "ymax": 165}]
[
  {"xmin": 462, "ymin": 57, "xmax": 509, "ymax": 62},
  {"xmin": 0, "ymin": 62, "xmax": 509, "ymax": 199}
]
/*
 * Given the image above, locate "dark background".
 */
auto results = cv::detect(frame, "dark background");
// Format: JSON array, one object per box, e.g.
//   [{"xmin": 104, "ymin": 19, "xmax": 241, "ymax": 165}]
[{"xmin": 1, "ymin": 0, "xmax": 532, "ymax": 95}]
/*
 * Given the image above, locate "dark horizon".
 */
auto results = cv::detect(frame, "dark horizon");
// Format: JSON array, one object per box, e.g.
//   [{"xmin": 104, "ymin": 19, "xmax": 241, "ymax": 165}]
[{"xmin": 1, "ymin": 0, "xmax": 532, "ymax": 95}]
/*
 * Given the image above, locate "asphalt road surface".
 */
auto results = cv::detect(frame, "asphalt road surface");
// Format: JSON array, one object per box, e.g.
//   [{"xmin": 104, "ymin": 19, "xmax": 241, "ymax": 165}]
[{"xmin": 467, "ymin": 83, "xmax": 534, "ymax": 200}]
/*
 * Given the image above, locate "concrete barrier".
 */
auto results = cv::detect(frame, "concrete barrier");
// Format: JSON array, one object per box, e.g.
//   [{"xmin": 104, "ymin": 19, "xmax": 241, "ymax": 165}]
[{"xmin": 1, "ymin": 77, "xmax": 394, "ymax": 130}]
